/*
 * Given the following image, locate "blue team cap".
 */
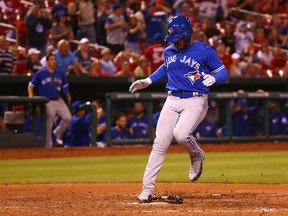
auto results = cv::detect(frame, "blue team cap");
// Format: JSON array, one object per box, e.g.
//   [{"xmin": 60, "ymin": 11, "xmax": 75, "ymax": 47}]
[
  {"xmin": 239, "ymin": 21, "xmax": 247, "ymax": 27},
  {"xmin": 112, "ymin": 3, "xmax": 123, "ymax": 10},
  {"xmin": 237, "ymin": 99, "xmax": 247, "ymax": 106},
  {"xmin": 72, "ymin": 100, "xmax": 83, "ymax": 113},
  {"xmin": 153, "ymin": 33, "xmax": 163, "ymax": 43}
]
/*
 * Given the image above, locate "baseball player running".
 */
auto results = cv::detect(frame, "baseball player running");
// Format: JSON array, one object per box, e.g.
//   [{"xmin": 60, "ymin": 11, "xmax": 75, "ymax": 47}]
[
  {"xmin": 28, "ymin": 53, "xmax": 72, "ymax": 148},
  {"xmin": 129, "ymin": 16, "xmax": 229, "ymax": 203}
]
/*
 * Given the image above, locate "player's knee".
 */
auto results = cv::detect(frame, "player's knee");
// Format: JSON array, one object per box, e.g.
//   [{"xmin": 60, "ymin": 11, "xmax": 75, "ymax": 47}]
[
  {"xmin": 173, "ymin": 133, "xmax": 187, "ymax": 144},
  {"xmin": 62, "ymin": 115, "xmax": 72, "ymax": 124}
]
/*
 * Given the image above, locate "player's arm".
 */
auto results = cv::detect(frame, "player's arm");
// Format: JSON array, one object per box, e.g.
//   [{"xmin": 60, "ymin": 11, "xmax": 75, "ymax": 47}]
[
  {"xmin": 202, "ymin": 47, "xmax": 229, "ymax": 87},
  {"xmin": 27, "ymin": 83, "xmax": 34, "ymax": 97},
  {"xmin": 27, "ymin": 73, "xmax": 39, "ymax": 97},
  {"xmin": 149, "ymin": 63, "xmax": 167, "ymax": 83},
  {"xmin": 61, "ymin": 74, "xmax": 71, "ymax": 103},
  {"xmin": 129, "ymin": 64, "xmax": 167, "ymax": 93}
]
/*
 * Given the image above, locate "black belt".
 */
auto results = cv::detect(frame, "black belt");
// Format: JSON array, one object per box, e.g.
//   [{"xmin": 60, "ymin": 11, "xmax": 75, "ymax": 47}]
[{"xmin": 168, "ymin": 91, "xmax": 204, "ymax": 99}]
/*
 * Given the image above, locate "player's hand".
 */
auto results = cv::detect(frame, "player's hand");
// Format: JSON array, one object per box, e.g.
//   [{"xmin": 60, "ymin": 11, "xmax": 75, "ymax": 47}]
[
  {"xmin": 202, "ymin": 72, "xmax": 216, "ymax": 87},
  {"xmin": 129, "ymin": 78, "xmax": 152, "ymax": 93}
]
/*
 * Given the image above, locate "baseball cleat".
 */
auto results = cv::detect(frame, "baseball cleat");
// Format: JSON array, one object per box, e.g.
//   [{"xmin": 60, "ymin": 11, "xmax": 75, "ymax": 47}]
[
  {"xmin": 137, "ymin": 191, "xmax": 153, "ymax": 203},
  {"xmin": 53, "ymin": 130, "xmax": 63, "ymax": 147},
  {"xmin": 189, "ymin": 155, "xmax": 204, "ymax": 181}
]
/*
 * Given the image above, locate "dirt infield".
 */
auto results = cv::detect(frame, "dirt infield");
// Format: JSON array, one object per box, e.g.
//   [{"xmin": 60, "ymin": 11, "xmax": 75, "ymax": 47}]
[{"xmin": 0, "ymin": 142, "xmax": 288, "ymax": 216}]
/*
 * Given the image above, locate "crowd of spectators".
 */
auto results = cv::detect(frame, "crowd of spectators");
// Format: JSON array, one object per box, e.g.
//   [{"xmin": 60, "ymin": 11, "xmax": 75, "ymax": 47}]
[{"xmin": 0, "ymin": 0, "xmax": 287, "ymax": 78}]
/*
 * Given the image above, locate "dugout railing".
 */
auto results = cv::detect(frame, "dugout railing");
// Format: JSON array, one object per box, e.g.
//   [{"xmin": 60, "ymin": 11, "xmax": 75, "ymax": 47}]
[
  {"xmin": 0, "ymin": 96, "xmax": 48, "ymax": 148},
  {"xmin": 0, "ymin": 98, "xmax": 97, "ymax": 148},
  {"xmin": 105, "ymin": 92, "xmax": 288, "ymax": 146}
]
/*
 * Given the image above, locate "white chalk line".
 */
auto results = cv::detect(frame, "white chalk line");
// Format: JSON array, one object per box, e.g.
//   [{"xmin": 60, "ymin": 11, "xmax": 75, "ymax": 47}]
[
  {"xmin": 129, "ymin": 208, "xmax": 286, "ymax": 213},
  {"xmin": 126, "ymin": 193, "xmax": 288, "ymax": 213},
  {"xmin": 123, "ymin": 204, "xmax": 288, "ymax": 213}
]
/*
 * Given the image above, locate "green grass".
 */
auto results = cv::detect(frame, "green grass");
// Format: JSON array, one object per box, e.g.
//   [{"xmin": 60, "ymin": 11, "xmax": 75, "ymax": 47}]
[{"xmin": 0, "ymin": 151, "xmax": 287, "ymax": 184}]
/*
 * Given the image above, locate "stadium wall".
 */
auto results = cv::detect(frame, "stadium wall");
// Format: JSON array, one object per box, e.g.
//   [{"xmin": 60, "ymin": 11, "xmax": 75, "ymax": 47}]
[{"xmin": 0, "ymin": 76, "xmax": 286, "ymax": 102}]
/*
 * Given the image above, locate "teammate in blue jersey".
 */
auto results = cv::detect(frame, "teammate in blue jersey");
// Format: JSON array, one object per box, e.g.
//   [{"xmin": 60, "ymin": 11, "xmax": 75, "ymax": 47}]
[
  {"xmin": 28, "ymin": 53, "xmax": 72, "ymax": 148},
  {"xmin": 127, "ymin": 101, "xmax": 149, "ymax": 139},
  {"xmin": 217, "ymin": 99, "xmax": 253, "ymax": 137},
  {"xmin": 64, "ymin": 100, "xmax": 91, "ymax": 147},
  {"xmin": 129, "ymin": 16, "xmax": 229, "ymax": 203},
  {"xmin": 259, "ymin": 100, "xmax": 288, "ymax": 136},
  {"xmin": 111, "ymin": 113, "xmax": 132, "ymax": 141},
  {"xmin": 194, "ymin": 113, "xmax": 217, "ymax": 138}
]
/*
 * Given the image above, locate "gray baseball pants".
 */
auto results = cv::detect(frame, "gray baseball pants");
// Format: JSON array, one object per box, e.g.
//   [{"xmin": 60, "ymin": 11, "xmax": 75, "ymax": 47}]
[
  {"xmin": 45, "ymin": 98, "xmax": 71, "ymax": 148},
  {"xmin": 141, "ymin": 94, "xmax": 208, "ymax": 193}
]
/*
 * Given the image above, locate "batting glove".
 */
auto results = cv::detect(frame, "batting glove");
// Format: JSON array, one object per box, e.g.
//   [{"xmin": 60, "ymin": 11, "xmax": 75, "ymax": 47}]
[
  {"xmin": 129, "ymin": 77, "xmax": 152, "ymax": 93},
  {"xmin": 202, "ymin": 72, "xmax": 216, "ymax": 87}
]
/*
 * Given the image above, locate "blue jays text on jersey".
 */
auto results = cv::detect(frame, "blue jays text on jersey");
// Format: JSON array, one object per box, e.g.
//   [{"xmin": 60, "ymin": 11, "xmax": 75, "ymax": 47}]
[
  {"xmin": 29, "ymin": 68, "xmax": 70, "ymax": 100},
  {"xmin": 149, "ymin": 40, "xmax": 229, "ymax": 93}
]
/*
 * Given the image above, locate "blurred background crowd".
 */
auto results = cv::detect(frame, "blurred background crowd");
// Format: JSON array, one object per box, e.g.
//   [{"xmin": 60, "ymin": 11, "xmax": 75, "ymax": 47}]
[{"xmin": 0, "ymin": 0, "xmax": 287, "ymax": 78}]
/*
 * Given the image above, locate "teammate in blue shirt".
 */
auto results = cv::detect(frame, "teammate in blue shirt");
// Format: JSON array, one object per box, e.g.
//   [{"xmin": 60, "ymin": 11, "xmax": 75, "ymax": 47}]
[
  {"xmin": 28, "ymin": 53, "xmax": 72, "ymax": 148},
  {"xmin": 92, "ymin": 100, "xmax": 107, "ymax": 147},
  {"xmin": 127, "ymin": 101, "xmax": 149, "ymax": 139},
  {"xmin": 194, "ymin": 113, "xmax": 217, "ymax": 138},
  {"xmin": 129, "ymin": 16, "xmax": 229, "ymax": 203},
  {"xmin": 217, "ymin": 99, "xmax": 253, "ymax": 137},
  {"xmin": 111, "ymin": 113, "xmax": 132, "ymax": 141},
  {"xmin": 64, "ymin": 100, "xmax": 91, "ymax": 147},
  {"xmin": 260, "ymin": 100, "xmax": 288, "ymax": 136}
]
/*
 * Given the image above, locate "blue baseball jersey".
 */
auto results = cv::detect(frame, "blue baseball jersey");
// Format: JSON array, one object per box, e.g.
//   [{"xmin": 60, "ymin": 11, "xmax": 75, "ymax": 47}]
[
  {"xmin": 111, "ymin": 127, "xmax": 132, "ymax": 140},
  {"xmin": 127, "ymin": 115, "xmax": 149, "ymax": 139},
  {"xmin": 194, "ymin": 119, "xmax": 217, "ymax": 138},
  {"xmin": 64, "ymin": 114, "xmax": 91, "ymax": 147},
  {"xmin": 270, "ymin": 111, "xmax": 288, "ymax": 135},
  {"xmin": 29, "ymin": 67, "xmax": 70, "ymax": 99},
  {"xmin": 258, "ymin": 110, "xmax": 288, "ymax": 135},
  {"xmin": 149, "ymin": 40, "xmax": 229, "ymax": 93},
  {"xmin": 221, "ymin": 109, "xmax": 253, "ymax": 137},
  {"xmin": 231, "ymin": 110, "xmax": 252, "ymax": 136},
  {"xmin": 97, "ymin": 113, "xmax": 107, "ymax": 142}
]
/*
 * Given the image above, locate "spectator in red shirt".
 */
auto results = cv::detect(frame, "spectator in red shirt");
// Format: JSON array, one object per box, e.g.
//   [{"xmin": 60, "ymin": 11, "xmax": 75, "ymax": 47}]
[
  {"xmin": 254, "ymin": 28, "xmax": 269, "ymax": 45},
  {"xmin": 116, "ymin": 61, "xmax": 134, "ymax": 77},
  {"xmin": 114, "ymin": 49, "xmax": 140, "ymax": 72},
  {"xmin": 215, "ymin": 43, "xmax": 232, "ymax": 75},
  {"xmin": 270, "ymin": 46, "xmax": 287, "ymax": 77},
  {"xmin": 144, "ymin": 33, "xmax": 166, "ymax": 72},
  {"xmin": 16, "ymin": 10, "xmax": 27, "ymax": 47}
]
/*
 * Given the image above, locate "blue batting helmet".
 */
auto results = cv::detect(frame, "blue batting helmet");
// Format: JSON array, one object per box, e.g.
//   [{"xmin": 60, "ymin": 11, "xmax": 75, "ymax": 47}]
[{"xmin": 164, "ymin": 16, "xmax": 193, "ymax": 43}]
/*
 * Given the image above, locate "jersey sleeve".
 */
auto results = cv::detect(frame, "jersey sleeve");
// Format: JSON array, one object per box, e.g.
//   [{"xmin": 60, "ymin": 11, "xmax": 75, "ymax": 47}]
[
  {"xmin": 29, "ymin": 71, "xmax": 40, "ymax": 87},
  {"xmin": 206, "ymin": 47, "xmax": 229, "ymax": 84},
  {"xmin": 149, "ymin": 64, "xmax": 167, "ymax": 83}
]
